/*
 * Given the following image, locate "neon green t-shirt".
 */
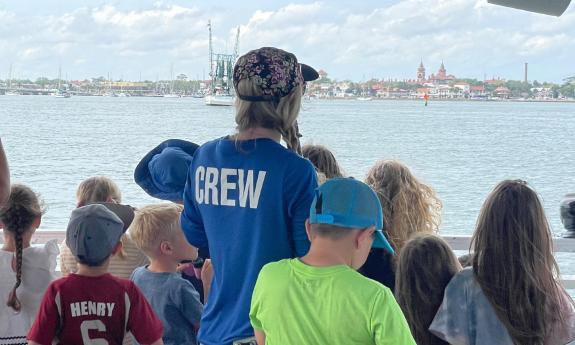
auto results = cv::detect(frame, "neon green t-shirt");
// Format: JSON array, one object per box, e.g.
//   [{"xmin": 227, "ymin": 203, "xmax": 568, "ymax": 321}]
[{"xmin": 250, "ymin": 258, "xmax": 416, "ymax": 345}]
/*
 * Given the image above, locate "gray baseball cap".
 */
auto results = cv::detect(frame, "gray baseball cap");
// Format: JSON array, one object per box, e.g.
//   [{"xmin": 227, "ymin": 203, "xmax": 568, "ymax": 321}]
[{"xmin": 66, "ymin": 204, "xmax": 132, "ymax": 265}]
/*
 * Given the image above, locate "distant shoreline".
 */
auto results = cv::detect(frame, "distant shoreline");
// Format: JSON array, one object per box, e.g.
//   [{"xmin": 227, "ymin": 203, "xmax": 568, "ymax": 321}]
[{"xmin": 306, "ymin": 97, "xmax": 575, "ymax": 103}]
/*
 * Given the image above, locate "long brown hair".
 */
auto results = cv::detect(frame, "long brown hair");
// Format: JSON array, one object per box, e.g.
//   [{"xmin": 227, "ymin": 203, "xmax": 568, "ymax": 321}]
[
  {"xmin": 472, "ymin": 180, "xmax": 572, "ymax": 345},
  {"xmin": 395, "ymin": 234, "xmax": 461, "ymax": 345},
  {"xmin": 0, "ymin": 184, "xmax": 44, "ymax": 311},
  {"xmin": 301, "ymin": 144, "xmax": 343, "ymax": 179},
  {"xmin": 365, "ymin": 160, "xmax": 442, "ymax": 253}
]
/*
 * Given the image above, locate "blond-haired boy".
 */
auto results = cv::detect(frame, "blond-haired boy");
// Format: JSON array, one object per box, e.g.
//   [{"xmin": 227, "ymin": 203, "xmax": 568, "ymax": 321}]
[{"xmin": 129, "ymin": 203, "xmax": 203, "ymax": 345}]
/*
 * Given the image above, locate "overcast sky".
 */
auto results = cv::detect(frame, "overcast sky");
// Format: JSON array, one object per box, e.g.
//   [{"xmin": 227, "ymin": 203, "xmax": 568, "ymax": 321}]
[{"xmin": 1, "ymin": 0, "xmax": 574, "ymax": 83}]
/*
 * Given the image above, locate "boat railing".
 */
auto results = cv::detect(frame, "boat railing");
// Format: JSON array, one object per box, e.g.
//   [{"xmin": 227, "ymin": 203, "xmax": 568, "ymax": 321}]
[{"xmin": 2, "ymin": 231, "xmax": 574, "ymax": 288}]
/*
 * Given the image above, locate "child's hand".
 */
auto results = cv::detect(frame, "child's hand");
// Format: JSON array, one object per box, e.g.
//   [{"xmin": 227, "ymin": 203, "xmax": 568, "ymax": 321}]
[{"xmin": 177, "ymin": 262, "xmax": 195, "ymax": 275}]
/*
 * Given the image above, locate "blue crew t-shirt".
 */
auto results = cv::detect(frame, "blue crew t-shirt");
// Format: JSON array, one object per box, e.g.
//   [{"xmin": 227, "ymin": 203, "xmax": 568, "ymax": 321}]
[
  {"xmin": 131, "ymin": 266, "xmax": 203, "ymax": 345},
  {"xmin": 181, "ymin": 137, "xmax": 317, "ymax": 345}
]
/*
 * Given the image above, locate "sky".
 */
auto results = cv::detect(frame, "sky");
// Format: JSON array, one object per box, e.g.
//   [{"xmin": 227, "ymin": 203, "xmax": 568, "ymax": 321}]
[{"xmin": 1, "ymin": 0, "xmax": 574, "ymax": 83}]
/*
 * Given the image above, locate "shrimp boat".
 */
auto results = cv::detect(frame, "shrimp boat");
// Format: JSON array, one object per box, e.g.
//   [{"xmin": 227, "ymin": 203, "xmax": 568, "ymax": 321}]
[{"xmin": 205, "ymin": 21, "xmax": 239, "ymax": 107}]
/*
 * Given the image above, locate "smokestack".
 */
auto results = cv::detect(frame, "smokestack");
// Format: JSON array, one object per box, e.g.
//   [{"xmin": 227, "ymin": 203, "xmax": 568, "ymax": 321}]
[{"xmin": 524, "ymin": 62, "xmax": 528, "ymax": 83}]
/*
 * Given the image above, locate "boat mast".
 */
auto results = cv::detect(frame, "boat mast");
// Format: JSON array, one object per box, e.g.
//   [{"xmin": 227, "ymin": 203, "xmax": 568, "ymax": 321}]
[
  {"xmin": 58, "ymin": 66, "xmax": 62, "ymax": 91},
  {"xmin": 8, "ymin": 64, "xmax": 12, "ymax": 90},
  {"xmin": 208, "ymin": 20, "xmax": 214, "ymax": 94},
  {"xmin": 233, "ymin": 27, "xmax": 240, "ymax": 61}
]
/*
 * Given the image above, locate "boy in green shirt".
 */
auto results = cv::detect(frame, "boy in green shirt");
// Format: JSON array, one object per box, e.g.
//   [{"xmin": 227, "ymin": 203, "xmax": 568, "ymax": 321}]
[{"xmin": 250, "ymin": 178, "xmax": 416, "ymax": 345}]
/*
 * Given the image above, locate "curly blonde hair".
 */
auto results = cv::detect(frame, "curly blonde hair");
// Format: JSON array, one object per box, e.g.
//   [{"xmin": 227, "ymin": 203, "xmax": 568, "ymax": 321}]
[{"xmin": 365, "ymin": 160, "xmax": 442, "ymax": 253}]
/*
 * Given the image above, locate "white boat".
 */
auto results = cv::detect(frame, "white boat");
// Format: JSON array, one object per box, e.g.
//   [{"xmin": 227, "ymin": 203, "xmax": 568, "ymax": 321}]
[
  {"xmin": 357, "ymin": 97, "xmax": 373, "ymax": 101},
  {"xmin": 53, "ymin": 91, "xmax": 71, "ymax": 98},
  {"xmin": 205, "ymin": 94, "xmax": 235, "ymax": 106},
  {"xmin": 163, "ymin": 94, "xmax": 180, "ymax": 98},
  {"xmin": 4, "ymin": 90, "xmax": 20, "ymax": 96},
  {"xmin": 205, "ymin": 21, "xmax": 238, "ymax": 107}
]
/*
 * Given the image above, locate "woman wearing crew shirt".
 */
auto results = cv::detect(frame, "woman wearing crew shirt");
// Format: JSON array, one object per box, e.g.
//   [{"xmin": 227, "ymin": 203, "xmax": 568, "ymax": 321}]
[{"xmin": 181, "ymin": 47, "xmax": 319, "ymax": 345}]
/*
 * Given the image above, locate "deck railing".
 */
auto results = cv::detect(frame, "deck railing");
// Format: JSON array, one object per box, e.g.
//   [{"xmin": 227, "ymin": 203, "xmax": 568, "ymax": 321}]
[{"xmin": 2, "ymin": 231, "xmax": 574, "ymax": 288}]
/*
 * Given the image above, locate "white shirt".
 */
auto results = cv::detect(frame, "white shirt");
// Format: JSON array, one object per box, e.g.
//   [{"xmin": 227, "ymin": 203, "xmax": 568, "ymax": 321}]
[{"xmin": 0, "ymin": 239, "xmax": 59, "ymax": 343}]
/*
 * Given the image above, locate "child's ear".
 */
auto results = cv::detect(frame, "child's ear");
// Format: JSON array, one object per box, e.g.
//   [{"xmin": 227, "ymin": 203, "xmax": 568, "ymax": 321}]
[
  {"xmin": 357, "ymin": 227, "xmax": 375, "ymax": 248},
  {"xmin": 305, "ymin": 219, "xmax": 313, "ymax": 241},
  {"xmin": 111, "ymin": 241, "xmax": 123, "ymax": 255},
  {"xmin": 32, "ymin": 216, "xmax": 42, "ymax": 229},
  {"xmin": 160, "ymin": 241, "xmax": 173, "ymax": 255}
]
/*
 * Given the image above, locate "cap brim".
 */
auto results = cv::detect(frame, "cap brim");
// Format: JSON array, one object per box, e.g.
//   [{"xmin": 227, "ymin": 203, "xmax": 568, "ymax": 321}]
[
  {"xmin": 373, "ymin": 230, "xmax": 395, "ymax": 254},
  {"xmin": 134, "ymin": 139, "xmax": 199, "ymax": 201},
  {"xmin": 90, "ymin": 202, "xmax": 135, "ymax": 231},
  {"xmin": 301, "ymin": 64, "xmax": 319, "ymax": 81}
]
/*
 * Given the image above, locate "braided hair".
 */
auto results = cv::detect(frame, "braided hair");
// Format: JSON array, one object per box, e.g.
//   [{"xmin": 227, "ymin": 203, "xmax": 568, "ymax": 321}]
[{"xmin": 0, "ymin": 184, "xmax": 44, "ymax": 311}]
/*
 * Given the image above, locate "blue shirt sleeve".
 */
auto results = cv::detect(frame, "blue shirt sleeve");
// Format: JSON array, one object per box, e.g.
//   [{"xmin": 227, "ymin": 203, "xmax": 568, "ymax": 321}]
[
  {"xmin": 285, "ymin": 158, "xmax": 317, "ymax": 257},
  {"xmin": 177, "ymin": 279, "xmax": 204, "ymax": 327},
  {"xmin": 181, "ymin": 161, "xmax": 209, "ymax": 248}
]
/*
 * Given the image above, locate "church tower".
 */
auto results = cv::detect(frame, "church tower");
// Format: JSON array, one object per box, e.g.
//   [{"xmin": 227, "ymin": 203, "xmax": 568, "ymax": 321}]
[
  {"xmin": 437, "ymin": 61, "xmax": 447, "ymax": 80},
  {"xmin": 417, "ymin": 60, "xmax": 426, "ymax": 83}
]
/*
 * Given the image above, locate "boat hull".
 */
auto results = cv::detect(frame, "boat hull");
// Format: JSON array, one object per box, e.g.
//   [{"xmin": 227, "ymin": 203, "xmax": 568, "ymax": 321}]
[{"xmin": 205, "ymin": 95, "xmax": 234, "ymax": 106}]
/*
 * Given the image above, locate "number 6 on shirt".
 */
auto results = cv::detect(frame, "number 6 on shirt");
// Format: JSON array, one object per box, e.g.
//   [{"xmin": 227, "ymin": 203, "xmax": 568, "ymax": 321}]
[{"xmin": 81, "ymin": 320, "xmax": 108, "ymax": 345}]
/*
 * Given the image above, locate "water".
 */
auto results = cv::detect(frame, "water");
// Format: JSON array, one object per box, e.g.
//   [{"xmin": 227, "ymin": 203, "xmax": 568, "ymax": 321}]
[{"xmin": 2, "ymin": 96, "xmax": 575, "ymax": 271}]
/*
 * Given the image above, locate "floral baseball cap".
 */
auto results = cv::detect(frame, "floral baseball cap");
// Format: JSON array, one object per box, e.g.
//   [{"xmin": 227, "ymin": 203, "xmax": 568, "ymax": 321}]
[{"xmin": 233, "ymin": 47, "xmax": 319, "ymax": 102}]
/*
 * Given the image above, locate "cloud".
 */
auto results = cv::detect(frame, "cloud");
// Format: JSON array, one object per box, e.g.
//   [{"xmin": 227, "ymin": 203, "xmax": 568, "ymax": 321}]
[
  {"xmin": 238, "ymin": 0, "xmax": 575, "ymax": 81},
  {"xmin": 0, "ymin": 0, "xmax": 573, "ymax": 82}
]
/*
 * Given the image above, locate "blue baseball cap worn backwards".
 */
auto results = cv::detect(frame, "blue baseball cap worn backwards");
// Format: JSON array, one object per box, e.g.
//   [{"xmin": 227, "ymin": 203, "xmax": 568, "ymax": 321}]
[{"xmin": 309, "ymin": 178, "xmax": 395, "ymax": 254}]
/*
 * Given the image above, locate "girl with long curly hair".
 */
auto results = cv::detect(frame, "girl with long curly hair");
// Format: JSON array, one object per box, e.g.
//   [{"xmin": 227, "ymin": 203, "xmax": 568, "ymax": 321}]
[{"xmin": 361, "ymin": 160, "xmax": 442, "ymax": 290}]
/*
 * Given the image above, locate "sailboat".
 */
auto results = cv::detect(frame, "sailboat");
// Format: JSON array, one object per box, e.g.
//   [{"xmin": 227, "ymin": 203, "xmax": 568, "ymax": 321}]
[
  {"xmin": 163, "ymin": 64, "xmax": 180, "ymax": 98},
  {"xmin": 5, "ymin": 64, "xmax": 20, "ymax": 96},
  {"xmin": 53, "ymin": 67, "xmax": 71, "ymax": 98}
]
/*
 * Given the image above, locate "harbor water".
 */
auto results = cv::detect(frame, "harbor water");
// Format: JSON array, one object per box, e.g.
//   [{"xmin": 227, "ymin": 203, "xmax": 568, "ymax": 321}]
[{"xmin": 1, "ymin": 96, "xmax": 575, "ymax": 272}]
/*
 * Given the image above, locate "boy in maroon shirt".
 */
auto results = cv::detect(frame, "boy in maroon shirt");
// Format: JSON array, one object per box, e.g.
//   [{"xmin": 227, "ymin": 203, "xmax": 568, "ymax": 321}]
[{"xmin": 28, "ymin": 204, "xmax": 164, "ymax": 345}]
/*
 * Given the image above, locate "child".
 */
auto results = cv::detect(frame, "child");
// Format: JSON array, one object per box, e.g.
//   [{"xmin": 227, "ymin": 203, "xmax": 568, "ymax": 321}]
[
  {"xmin": 129, "ymin": 204, "xmax": 203, "ymax": 345},
  {"xmin": 27, "ymin": 204, "xmax": 164, "ymax": 345},
  {"xmin": 361, "ymin": 160, "xmax": 442, "ymax": 291},
  {"xmin": 430, "ymin": 180, "xmax": 575, "ymax": 345},
  {"xmin": 249, "ymin": 178, "xmax": 415, "ymax": 345},
  {"xmin": 395, "ymin": 234, "xmax": 461, "ymax": 345},
  {"xmin": 60, "ymin": 176, "xmax": 148, "ymax": 279},
  {"xmin": 0, "ymin": 185, "xmax": 58, "ymax": 344},
  {"xmin": 301, "ymin": 144, "xmax": 344, "ymax": 180},
  {"xmin": 134, "ymin": 140, "xmax": 207, "ymax": 301}
]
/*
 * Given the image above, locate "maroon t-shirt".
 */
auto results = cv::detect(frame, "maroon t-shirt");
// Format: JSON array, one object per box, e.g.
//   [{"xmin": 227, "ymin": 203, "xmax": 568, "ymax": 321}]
[{"xmin": 28, "ymin": 273, "xmax": 163, "ymax": 345}]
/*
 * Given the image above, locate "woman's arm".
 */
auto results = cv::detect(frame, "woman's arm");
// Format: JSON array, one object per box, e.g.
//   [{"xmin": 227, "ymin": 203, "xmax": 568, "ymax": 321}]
[
  {"xmin": 201, "ymin": 259, "xmax": 213, "ymax": 303},
  {"xmin": 0, "ymin": 138, "xmax": 10, "ymax": 206}
]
